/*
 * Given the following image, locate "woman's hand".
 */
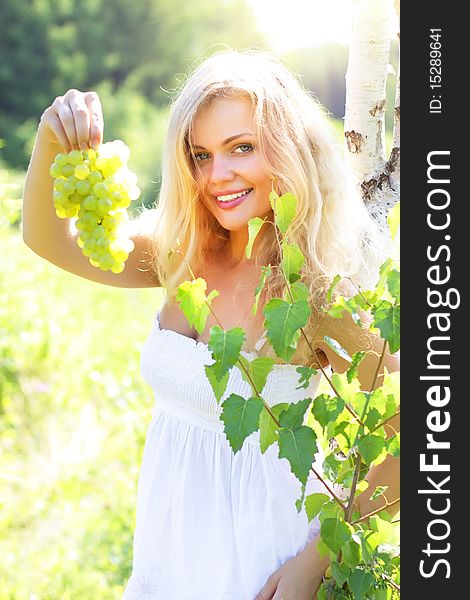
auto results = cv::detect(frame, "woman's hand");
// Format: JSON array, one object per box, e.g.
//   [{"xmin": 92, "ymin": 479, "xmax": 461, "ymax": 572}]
[
  {"xmin": 254, "ymin": 542, "xmax": 328, "ymax": 600},
  {"xmin": 38, "ymin": 88, "xmax": 104, "ymax": 153}
]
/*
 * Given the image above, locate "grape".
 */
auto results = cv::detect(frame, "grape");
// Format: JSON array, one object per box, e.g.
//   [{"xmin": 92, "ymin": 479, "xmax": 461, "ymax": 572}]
[{"xmin": 49, "ymin": 140, "xmax": 141, "ymax": 273}]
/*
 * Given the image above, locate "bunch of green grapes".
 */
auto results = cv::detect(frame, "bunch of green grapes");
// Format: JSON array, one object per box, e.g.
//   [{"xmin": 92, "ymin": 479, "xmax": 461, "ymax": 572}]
[{"xmin": 49, "ymin": 140, "xmax": 140, "ymax": 273}]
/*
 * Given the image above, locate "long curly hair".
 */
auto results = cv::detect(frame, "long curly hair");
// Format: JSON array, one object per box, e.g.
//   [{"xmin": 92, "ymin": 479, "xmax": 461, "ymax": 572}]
[{"xmin": 148, "ymin": 50, "xmax": 386, "ymax": 363}]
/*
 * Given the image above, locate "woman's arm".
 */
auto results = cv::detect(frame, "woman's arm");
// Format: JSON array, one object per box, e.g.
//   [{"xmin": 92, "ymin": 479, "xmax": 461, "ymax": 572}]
[{"xmin": 22, "ymin": 90, "xmax": 160, "ymax": 289}]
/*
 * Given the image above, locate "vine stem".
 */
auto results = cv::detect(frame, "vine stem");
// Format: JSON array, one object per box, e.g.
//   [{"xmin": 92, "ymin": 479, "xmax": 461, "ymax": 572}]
[
  {"xmin": 344, "ymin": 453, "xmax": 363, "ymax": 523},
  {"xmin": 175, "ymin": 246, "xmax": 281, "ymax": 428},
  {"xmin": 371, "ymin": 410, "xmax": 400, "ymax": 435},
  {"xmin": 351, "ymin": 497, "xmax": 400, "ymax": 525},
  {"xmin": 270, "ymin": 214, "xmax": 364, "ymax": 427},
  {"xmin": 311, "ymin": 467, "xmax": 347, "ymax": 512}
]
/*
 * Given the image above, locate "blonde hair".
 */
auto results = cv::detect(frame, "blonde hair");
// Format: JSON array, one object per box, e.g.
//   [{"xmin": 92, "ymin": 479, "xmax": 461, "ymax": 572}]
[{"xmin": 149, "ymin": 50, "xmax": 386, "ymax": 362}]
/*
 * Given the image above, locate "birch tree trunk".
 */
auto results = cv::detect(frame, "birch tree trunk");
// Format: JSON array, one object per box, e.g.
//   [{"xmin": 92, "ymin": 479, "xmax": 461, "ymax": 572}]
[{"xmin": 344, "ymin": 0, "xmax": 400, "ymax": 233}]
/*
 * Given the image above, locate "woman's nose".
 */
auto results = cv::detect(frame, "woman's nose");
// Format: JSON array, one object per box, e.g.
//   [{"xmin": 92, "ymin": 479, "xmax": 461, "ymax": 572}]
[{"xmin": 208, "ymin": 155, "xmax": 235, "ymax": 186}]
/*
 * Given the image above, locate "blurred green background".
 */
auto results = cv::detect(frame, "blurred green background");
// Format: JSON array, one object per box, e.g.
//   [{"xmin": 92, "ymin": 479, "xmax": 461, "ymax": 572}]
[{"xmin": 0, "ymin": 1, "xmax": 398, "ymax": 597}]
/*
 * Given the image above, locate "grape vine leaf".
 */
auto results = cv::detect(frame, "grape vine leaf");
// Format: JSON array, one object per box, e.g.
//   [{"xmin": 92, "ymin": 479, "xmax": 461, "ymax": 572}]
[
  {"xmin": 346, "ymin": 351, "xmax": 365, "ymax": 383},
  {"xmin": 357, "ymin": 434, "xmax": 387, "ymax": 465},
  {"xmin": 252, "ymin": 265, "xmax": 272, "ymax": 316},
  {"xmin": 320, "ymin": 517, "xmax": 353, "ymax": 554},
  {"xmin": 279, "ymin": 397, "xmax": 312, "ymax": 429},
  {"xmin": 259, "ymin": 402, "xmax": 289, "ymax": 453},
  {"xmin": 287, "ymin": 281, "xmax": 310, "ymax": 303},
  {"xmin": 372, "ymin": 300, "xmax": 400, "ymax": 354},
  {"xmin": 269, "ymin": 191, "xmax": 297, "ymax": 234},
  {"xmin": 278, "ymin": 425, "xmax": 318, "ymax": 484},
  {"xmin": 245, "ymin": 217, "xmax": 266, "ymax": 259},
  {"xmin": 348, "ymin": 568, "xmax": 375, "ymax": 599},
  {"xmin": 295, "ymin": 366, "xmax": 318, "ymax": 390},
  {"xmin": 331, "ymin": 562, "xmax": 351, "ymax": 587},
  {"xmin": 342, "ymin": 537, "xmax": 363, "ymax": 569},
  {"xmin": 370, "ymin": 485, "xmax": 388, "ymax": 501},
  {"xmin": 323, "ymin": 335, "xmax": 352, "ymax": 363},
  {"xmin": 221, "ymin": 393, "xmax": 264, "ymax": 453},
  {"xmin": 176, "ymin": 278, "xmax": 220, "ymax": 334},
  {"xmin": 281, "ymin": 242, "xmax": 304, "ymax": 283},
  {"xmin": 264, "ymin": 298, "xmax": 310, "ymax": 361},
  {"xmin": 305, "ymin": 493, "xmax": 330, "ymax": 523},
  {"xmin": 311, "ymin": 395, "xmax": 345, "ymax": 429},
  {"xmin": 208, "ymin": 326, "xmax": 245, "ymax": 379},
  {"xmin": 204, "ymin": 364, "xmax": 229, "ymax": 403},
  {"xmin": 326, "ymin": 274, "xmax": 342, "ymax": 303},
  {"xmin": 386, "ymin": 433, "xmax": 400, "ymax": 457},
  {"xmin": 236, "ymin": 355, "xmax": 275, "ymax": 396}
]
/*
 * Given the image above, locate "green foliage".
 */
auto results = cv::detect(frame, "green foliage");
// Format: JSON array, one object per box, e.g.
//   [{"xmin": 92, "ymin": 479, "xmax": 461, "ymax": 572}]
[
  {"xmin": 263, "ymin": 298, "xmax": 310, "ymax": 361},
  {"xmin": 175, "ymin": 193, "xmax": 400, "ymax": 598},
  {"xmin": 220, "ymin": 394, "xmax": 264, "ymax": 452}
]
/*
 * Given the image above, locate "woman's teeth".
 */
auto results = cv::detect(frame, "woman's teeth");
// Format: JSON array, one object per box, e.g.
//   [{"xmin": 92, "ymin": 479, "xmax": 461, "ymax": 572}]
[{"xmin": 216, "ymin": 189, "xmax": 252, "ymax": 202}]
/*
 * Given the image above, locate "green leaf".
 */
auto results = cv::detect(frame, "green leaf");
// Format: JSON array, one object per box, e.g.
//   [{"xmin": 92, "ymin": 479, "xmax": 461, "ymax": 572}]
[
  {"xmin": 221, "ymin": 394, "xmax": 264, "ymax": 453},
  {"xmin": 386, "ymin": 268, "xmax": 400, "ymax": 301},
  {"xmin": 372, "ymin": 300, "xmax": 400, "ymax": 354},
  {"xmin": 208, "ymin": 326, "xmax": 245, "ymax": 379},
  {"xmin": 370, "ymin": 514, "xmax": 394, "ymax": 543},
  {"xmin": 387, "ymin": 201, "xmax": 400, "ymax": 240},
  {"xmin": 269, "ymin": 191, "xmax": 297, "ymax": 234},
  {"xmin": 289, "ymin": 281, "xmax": 310, "ymax": 302},
  {"xmin": 364, "ymin": 407, "xmax": 382, "ymax": 432},
  {"xmin": 279, "ymin": 397, "xmax": 312, "ymax": 429},
  {"xmin": 357, "ymin": 434, "xmax": 386, "ymax": 465},
  {"xmin": 349, "ymin": 568, "xmax": 375, "ymax": 599},
  {"xmin": 264, "ymin": 298, "xmax": 310, "ymax": 361},
  {"xmin": 346, "ymin": 351, "xmax": 365, "ymax": 383},
  {"xmin": 278, "ymin": 425, "xmax": 318, "ymax": 484},
  {"xmin": 370, "ymin": 485, "xmax": 389, "ymax": 501},
  {"xmin": 311, "ymin": 394, "xmax": 345, "ymax": 429},
  {"xmin": 331, "ymin": 373, "xmax": 362, "ymax": 406},
  {"xmin": 342, "ymin": 537, "xmax": 362, "ymax": 569},
  {"xmin": 320, "ymin": 517, "xmax": 353, "ymax": 554},
  {"xmin": 295, "ymin": 366, "xmax": 318, "ymax": 390},
  {"xmin": 245, "ymin": 217, "xmax": 266, "ymax": 259},
  {"xmin": 252, "ymin": 265, "xmax": 272, "ymax": 316},
  {"xmin": 386, "ymin": 433, "xmax": 400, "ymax": 457},
  {"xmin": 259, "ymin": 402, "xmax": 288, "ymax": 453},
  {"xmin": 295, "ymin": 482, "xmax": 307, "ymax": 513},
  {"xmin": 323, "ymin": 335, "xmax": 352, "ymax": 363},
  {"xmin": 176, "ymin": 278, "xmax": 220, "ymax": 335},
  {"xmin": 322, "ymin": 453, "xmax": 343, "ymax": 481},
  {"xmin": 331, "ymin": 561, "xmax": 350, "ymax": 587},
  {"xmin": 281, "ymin": 242, "xmax": 304, "ymax": 283},
  {"xmin": 204, "ymin": 364, "xmax": 229, "ymax": 403},
  {"xmin": 305, "ymin": 493, "xmax": 330, "ymax": 523},
  {"xmin": 326, "ymin": 274, "xmax": 342, "ymax": 303},
  {"xmin": 237, "ymin": 355, "xmax": 275, "ymax": 396},
  {"xmin": 360, "ymin": 530, "xmax": 383, "ymax": 563}
]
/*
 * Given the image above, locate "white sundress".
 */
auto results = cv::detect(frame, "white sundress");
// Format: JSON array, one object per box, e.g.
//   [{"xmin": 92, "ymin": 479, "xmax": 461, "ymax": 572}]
[{"xmin": 122, "ymin": 311, "xmax": 326, "ymax": 600}]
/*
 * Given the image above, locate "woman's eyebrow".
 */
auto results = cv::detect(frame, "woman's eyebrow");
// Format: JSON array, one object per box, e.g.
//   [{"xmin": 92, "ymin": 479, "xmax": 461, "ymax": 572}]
[{"xmin": 192, "ymin": 132, "xmax": 254, "ymax": 150}]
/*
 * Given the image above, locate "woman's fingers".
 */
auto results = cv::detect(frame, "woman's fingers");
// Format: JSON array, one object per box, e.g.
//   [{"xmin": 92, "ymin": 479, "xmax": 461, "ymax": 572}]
[
  {"xmin": 48, "ymin": 89, "xmax": 103, "ymax": 151},
  {"xmin": 84, "ymin": 91, "xmax": 104, "ymax": 149},
  {"xmin": 254, "ymin": 573, "xmax": 280, "ymax": 600},
  {"xmin": 40, "ymin": 106, "xmax": 72, "ymax": 153}
]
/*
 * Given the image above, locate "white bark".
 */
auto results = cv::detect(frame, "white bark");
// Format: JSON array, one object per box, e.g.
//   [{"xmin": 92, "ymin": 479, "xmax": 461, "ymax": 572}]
[{"xmin": 344, "ymin": 0, "xmax": 400, "ymax": 233}]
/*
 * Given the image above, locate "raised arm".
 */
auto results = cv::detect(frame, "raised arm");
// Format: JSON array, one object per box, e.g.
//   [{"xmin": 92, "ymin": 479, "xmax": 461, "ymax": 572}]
[{"xmin": 22, "ymin": 89, "xmax": 159, "ymax": 288}]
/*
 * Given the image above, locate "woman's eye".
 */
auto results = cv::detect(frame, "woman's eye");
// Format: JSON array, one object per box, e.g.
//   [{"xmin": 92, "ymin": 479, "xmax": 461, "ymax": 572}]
[
  {"xmin": 194, "ymin": 152, "xmax": 210, "ymax": 162},
  {"xmin": 234, "ymin": 144, "xmax": 253, "ymax": 154}
]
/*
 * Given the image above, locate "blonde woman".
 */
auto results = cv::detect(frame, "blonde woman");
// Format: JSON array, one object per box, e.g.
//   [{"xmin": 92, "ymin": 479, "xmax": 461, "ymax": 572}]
[{"xmin": 23, "ymin": 50, "xmax": 400, "ymax": 600}]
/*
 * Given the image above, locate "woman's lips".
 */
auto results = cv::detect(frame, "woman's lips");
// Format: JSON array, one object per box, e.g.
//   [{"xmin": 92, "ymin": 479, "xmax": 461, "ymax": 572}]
[{"xmin": 214, "ymin": 188, "xmax": 253, "ymax": 209}]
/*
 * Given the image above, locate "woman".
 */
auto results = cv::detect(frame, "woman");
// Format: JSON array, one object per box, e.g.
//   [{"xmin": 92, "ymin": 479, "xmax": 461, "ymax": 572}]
[{"xmin": 23, "ymin": 50, "xmax": 399, "ymax": 599}]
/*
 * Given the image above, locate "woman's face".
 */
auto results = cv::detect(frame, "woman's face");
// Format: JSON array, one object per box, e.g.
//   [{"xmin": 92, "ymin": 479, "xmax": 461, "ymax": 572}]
[{"xmin": 190, "ymin": 96, "xmax": 273, "ymax": 233}]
